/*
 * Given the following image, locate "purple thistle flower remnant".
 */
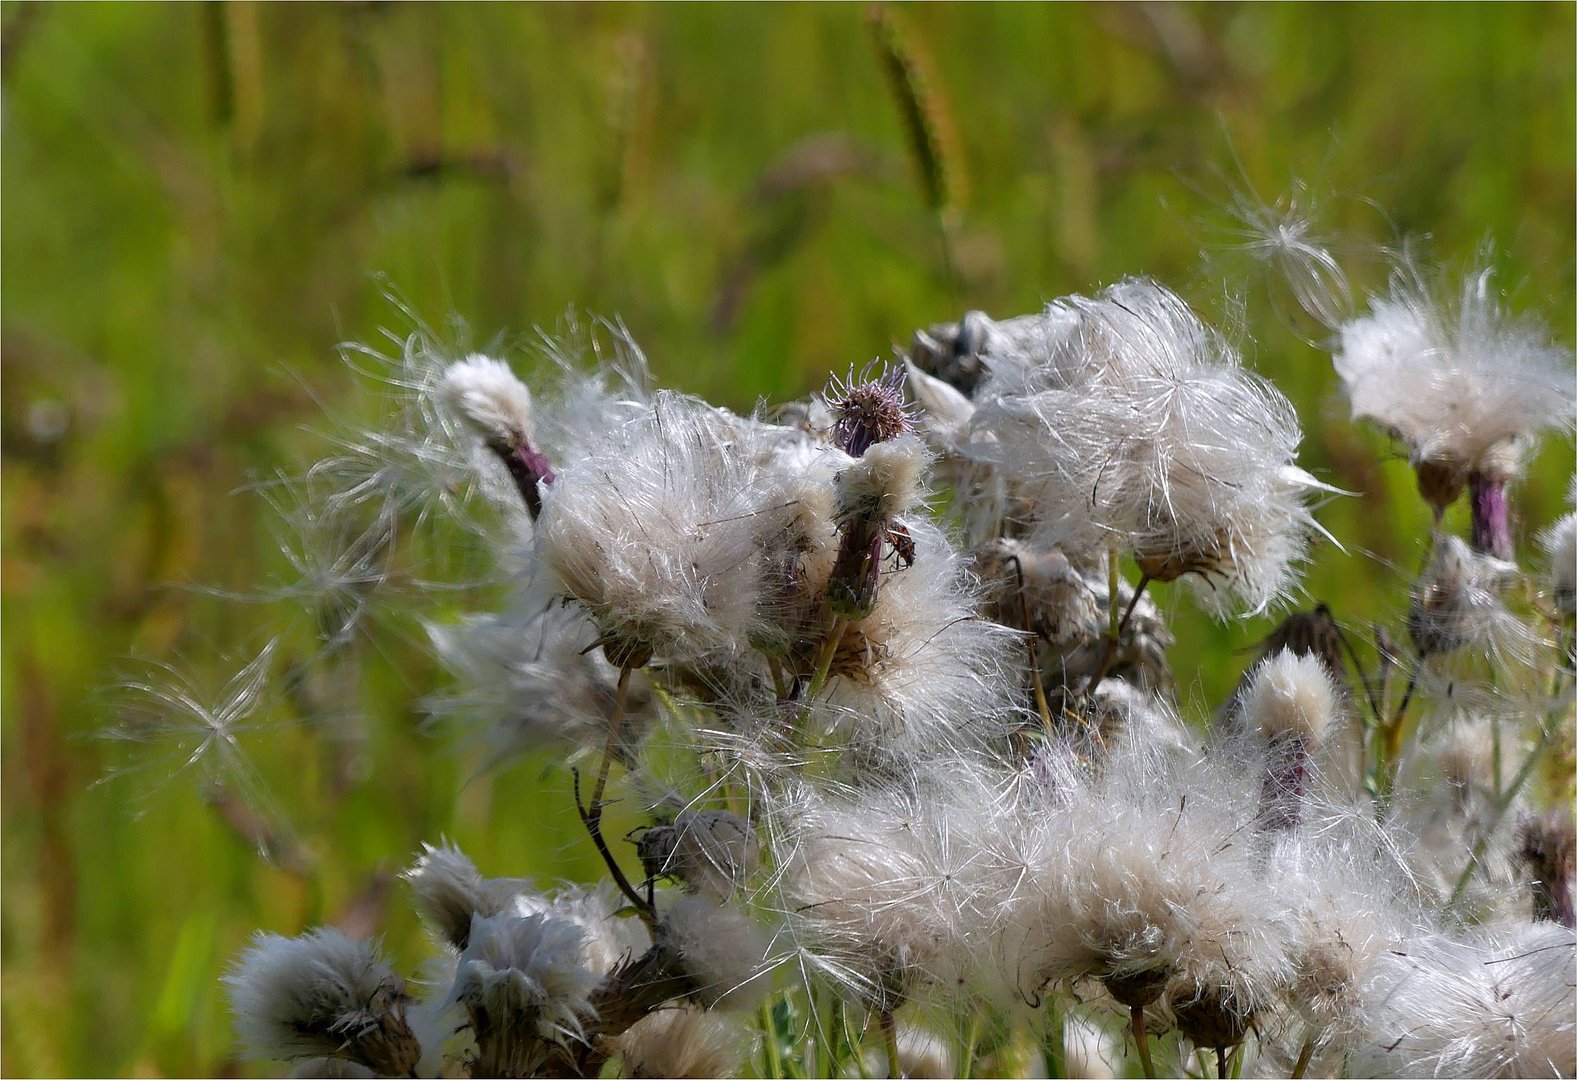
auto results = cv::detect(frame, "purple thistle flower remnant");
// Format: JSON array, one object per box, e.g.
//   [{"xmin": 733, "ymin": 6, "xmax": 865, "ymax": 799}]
[
  {"xmin": 824, "ymin": 363, "xmax": 913, "ymax": 458},
  {"xmin": 827, "ymin": 435, "xmax": 927, "ymax": 619},
  {"xmin": 441, "ymin": 355, "xmax": 557, "ymax": 519}
]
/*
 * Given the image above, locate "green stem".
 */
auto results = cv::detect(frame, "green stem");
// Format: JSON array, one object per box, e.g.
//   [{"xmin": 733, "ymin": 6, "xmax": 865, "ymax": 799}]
[
  {"xmin": 1130, "ymin": 1006, "xmax": 1156, "ymax": 1079},
  {"xmin": 761, "ymin": 998, "xmax": 786, "ymax": 1080},
  {"xmin": 1290, "ymin": 1035, "xmax": 1315, "ymax": 1079},
  {"xmin": 807, "ymin": 616, "xmax": 849, "ymax": 700},
  {"xmin": 1445, "ymin": 714, "xmax": 1560, "ymax": 915},
  {"xmin": 1086, "ymin": 573, "xmax": 1151, "ymax": 697},
  {"xmin": 881, "ymin": 1010, "xmax": 902, "ymax": 1079}
]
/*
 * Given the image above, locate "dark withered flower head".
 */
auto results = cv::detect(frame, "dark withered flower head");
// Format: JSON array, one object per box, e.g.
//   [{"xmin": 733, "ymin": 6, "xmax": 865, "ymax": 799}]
[{"xmin": 822, "ymin": 363, "xmax": 914, "ymax": 457}]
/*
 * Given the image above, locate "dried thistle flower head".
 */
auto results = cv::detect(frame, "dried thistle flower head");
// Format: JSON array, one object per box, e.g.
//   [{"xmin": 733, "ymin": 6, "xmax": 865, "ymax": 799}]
[
  {"xmin": 223, "ymin": 929, "xmax": 420, "ymax": 1076},
  {"xmin": 826, "ymin": 434, "xmax": 928, "ymax": 618},
  {"xmin": 445, "ymin": 911, "xmax": 600, "ymax": 1072},
  {"xmin": 1408, "ymin": 533, "xmax": 1529, "ymax": 661},
  {"xmin": 906, "ymin": 309, "xmax": 1000, "ymax": 397},
  {"xmin": 970, "ymin": 279, "xmax": 1332, "ymax": 617},
  {"xmin": 823, "ymin": 363, "xmax": 914, "ymax": 457},
  {"xmin": 534, "ymin": 393, "xmax": 777, "ymax": 668},
  {"xmin": 1518, "ymin": 810, "xmax": 1576, "ymax": 927},
  {"xmin": 1333, "ymin": 259, "xmax": 1574, "ymax": 512},
  {"xmin": 403, "ymin": 841, "xmax": 532, "ymax": 951},
  {"xmin": 636, "ymin": 808, "xmax": 760, "ymax": 903}
]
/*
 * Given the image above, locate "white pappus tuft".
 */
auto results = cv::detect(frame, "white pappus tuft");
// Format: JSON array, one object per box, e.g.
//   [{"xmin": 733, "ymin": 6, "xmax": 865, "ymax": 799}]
[
  {"xmin": 223, "ymin": 928, "xmax": 420, "ymax": 1076},
  {"xmin": 444, "ymin": 911, "xmax": 601, "ymax": 1073},
  {"xmin": 1333, "ymin": 258, "xmax": 1574, "ymax": 513},
  {"xmin": 658, "ymin": 893, "xmax": 775, "ymax": 1010},
  {"xmin": 968, "ymin": 279, "xmax": 1334, "ymax": 617},
  {"xmin": 616, "ymin": 1006, "xmax": 753, "ymax": 1079},
  {"xmin": 1352, "ymin": 921, "xmax": 1577, "ymax": 1078},
  {"xmin": 440, "ymin": 354, "xmax": 536, "ymax": 450},
  {"xmin": 533, "ymin": 391, "xmax": 781, "ymax": 670}
]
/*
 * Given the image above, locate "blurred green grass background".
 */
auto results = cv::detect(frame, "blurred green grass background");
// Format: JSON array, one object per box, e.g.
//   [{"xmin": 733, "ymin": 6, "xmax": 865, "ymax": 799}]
[{"xmin": 2, "ymin": 3, "xmax": 1572, "ymax": 1075}]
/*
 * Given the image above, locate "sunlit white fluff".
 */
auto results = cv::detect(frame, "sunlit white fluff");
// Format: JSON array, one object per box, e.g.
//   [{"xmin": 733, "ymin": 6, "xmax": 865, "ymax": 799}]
[
  {"xmin": 1001, "ymin": 738, "xmax": 1290, "ymax": 1034},
  {"xmin": 833, "ymin": 434, "xmax": 928, "ymax": 525},
  {"xmin": 404, "ymin": 841, "xmax": 531, "ymax": 951},
  {"xmin": 1238, "ymin": 649, "xmax": 1341, "ymax": 745},
  {"xmin": 659, "ymin": 893, "xmax": 774, "ymax": 1010},
  {"xmin": 1539, "ymin": 509, "xmax": 1577, "ymax": 618},
  {"xmin": 1262, "ymin": 830, "xmax": 1420, "ymax": 1064},
  {"xmin": 637, "ymin": 808, "xmax": 760, "ymax": 903},
  {"xmin": 511, "ymin": 882, "xmax": 652, "ymax": 978},
  {"xmin": 1397, "ymin": 718, "xmax": 1526, "ymax": 920},
  {"xmin": 224, "ymin": 929, "xmax": 420, "ymax": 1075},
  {"xmin": 617, "ymin": 1007, "xmax": 753, "ymax": 1078},
  {"xmin": 534, "ymin": 391, "xmax": 779, "ymax": 668},
  {"xmin": 1409, "ymin": 533, "xmax": 1536, "ymax": 666},
  {"xmin": 423, "ymin": 603, "xmax": 654, "ymax": 768},
  {"xmin": 968, "ymin": 279, "xmax": 1330, "ymax": 617},
  {"xmin": 440, "ymin": 354, "xmax": 536, "ymax": 450},
  {"xmin": 1333, "ymin": 259, "xmax": 1573, "ymax": 505},
  {"xmin": 1352, "ymin": 922, "xmax": 1577, "ymax": 1078},
  {"xmin": 815, "ymin": 517, "xmax": 1028, "ymax": 761},
  {"xmin": 771, "ymin": 765, "xmax": 1021, "ymax": 1011}
]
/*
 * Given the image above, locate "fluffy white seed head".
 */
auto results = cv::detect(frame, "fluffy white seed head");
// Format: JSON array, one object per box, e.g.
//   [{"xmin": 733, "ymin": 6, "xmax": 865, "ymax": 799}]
[
  {"xmin": 816, "ymin": 517, "xmax": 1028, "ymax": 763},
  {"xmin": 968, "ymin": 280, "xmax": 1329, "ymax": 617},
  {"xmin": 423, "ymin": 604, "xmax": 653, "ymax": 768},
  {"xmin": 440, "ymin": 354, "xmax": 536, "ymax": 449},
  {"xmin": 445, "ymin": 912, "xmax": 600, "ymax": 1043},
  {"xmin": 534, "ymin": 393, "xmax": 778, "ymax": 667},
  {"xmin": 1334, "ymin": 260, "xmax": 1574, "ymax": 498},
  {"xmin": 403, "ymin": 841, "xmax": 531, "ymax": 951},
  {"xmin": 1540, "ymin": 510, "xmax": 1577, "ymax": 618},
  {"xmin": 1409, "ymin": 533, "xmax": 1533, "ymax": 664},
  {"xmin": 1240, "ymin": 649, "xmax": 1340, "ymax": 745},
  {"xmin": 510, "ymin": 881, "xmax": 651, "ymax": 978},
  {"xmin": 659, "ymin": 894, "xmax": 774, "ymax": 1010},
  {"xmin": 834, "ymin": 434, "xmax": 929, "ymax": 524},
  {"xmin": 1353, "ymin": 922, "xmax": 1577, "ymax": 1078},
  {"xmin": 224, "ymin": 929, "xmax": 419, "ymax": 1075},
  {"xmin": 637, "ymin": 809, "xmax": 760, "ymax": 903},
  {"xmin": 617, "ymin": 1007, "xmax": 753, "ymax": 1079}
]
